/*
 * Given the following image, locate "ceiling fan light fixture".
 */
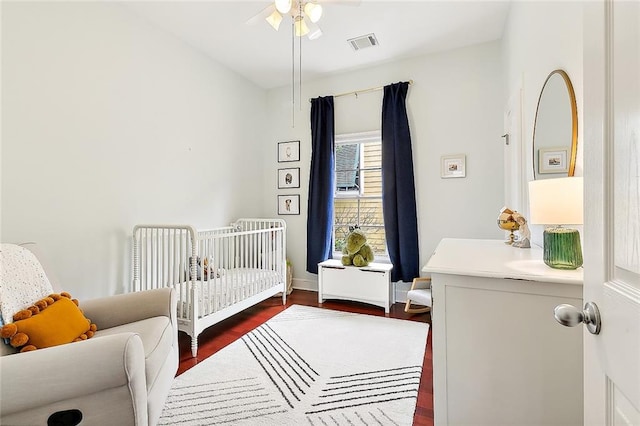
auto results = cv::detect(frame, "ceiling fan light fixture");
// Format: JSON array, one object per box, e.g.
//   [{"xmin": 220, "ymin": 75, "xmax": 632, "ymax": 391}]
[
  {"xmin": 304, "ymin": 2, "xmax": 323, "ymax": 23},
  {"xmin": 275, "ymin": 0, "xmax": 292, "ymax": 14},
  {"xmin": 294, "ymin": 16, "xmax": 310, "ymax": 37},
  {"xmin": 265, "ymin": 9, "xmax": 283, "ymax": 31}
]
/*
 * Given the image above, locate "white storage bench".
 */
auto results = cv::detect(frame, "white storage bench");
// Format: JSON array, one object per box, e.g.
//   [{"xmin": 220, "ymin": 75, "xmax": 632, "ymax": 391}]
[{"xmin": 318, "ymin": 259, "xmax": 394, "ymax": 313}]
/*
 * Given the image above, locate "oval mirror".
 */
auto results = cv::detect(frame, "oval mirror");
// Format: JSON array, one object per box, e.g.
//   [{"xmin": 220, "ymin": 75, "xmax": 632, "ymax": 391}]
[{"xmin": 532, "ymin": 69, "xmax": 578, "ymax": 179}]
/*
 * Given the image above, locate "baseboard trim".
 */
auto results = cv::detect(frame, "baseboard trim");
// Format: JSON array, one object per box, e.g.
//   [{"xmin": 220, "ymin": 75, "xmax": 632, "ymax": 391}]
[
  {"xmin": 394, "ymin": 281, "xmax": 411, "ymax": 303},
  {"xmin": 292, "ymin": 278, "xmax": 317, "ymax": 292}
]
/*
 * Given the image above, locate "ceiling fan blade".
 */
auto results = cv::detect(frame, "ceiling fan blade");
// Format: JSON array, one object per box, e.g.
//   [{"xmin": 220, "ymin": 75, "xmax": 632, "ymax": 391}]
[
  {"xmin": 245, "ymin": 4, "xmax": 276, "ymax": 26},
  {"xmin": 305, "ymin": 18, "xmax": 323, "ymax": 40}
]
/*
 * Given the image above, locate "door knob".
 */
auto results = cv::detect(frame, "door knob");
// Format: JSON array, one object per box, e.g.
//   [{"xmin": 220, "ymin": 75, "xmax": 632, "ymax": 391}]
[{"xmin": 554, "ymin": 302, "xmax": 601, "ymax": 335}]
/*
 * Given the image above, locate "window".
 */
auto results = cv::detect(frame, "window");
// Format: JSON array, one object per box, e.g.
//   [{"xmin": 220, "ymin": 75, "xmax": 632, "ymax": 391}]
[{"xmin": 333, "ymin": 131, "xmax": 386, "ymax": 256}]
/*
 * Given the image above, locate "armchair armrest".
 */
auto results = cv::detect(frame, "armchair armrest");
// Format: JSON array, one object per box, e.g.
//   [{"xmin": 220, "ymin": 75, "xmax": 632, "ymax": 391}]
[
  {"xmin": 81, "ymin": 287, "xmax": 176, "ymax": 330},
  {"xmin": 0, "ymin": 333, "xmax": 147, "ymax": 421},
  {"xmin": 410, "ymin": 277, "xmax": 431, "ymax": 290}
]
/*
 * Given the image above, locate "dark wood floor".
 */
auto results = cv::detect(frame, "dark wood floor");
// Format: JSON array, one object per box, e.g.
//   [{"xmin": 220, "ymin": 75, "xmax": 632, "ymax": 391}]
[{"xmin": 177, "ymin": 290, "xmax": 433, "ymax": 425}]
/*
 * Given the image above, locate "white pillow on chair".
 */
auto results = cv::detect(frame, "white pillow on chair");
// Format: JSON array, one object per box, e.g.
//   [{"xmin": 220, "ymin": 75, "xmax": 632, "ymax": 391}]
[
  {"xmin": 0, "ymin": 244, "xmax": 54, "ymax": 323},
  {"xmin": 407, "ymin": 288, "xmax": 432, "ymax": 307}
]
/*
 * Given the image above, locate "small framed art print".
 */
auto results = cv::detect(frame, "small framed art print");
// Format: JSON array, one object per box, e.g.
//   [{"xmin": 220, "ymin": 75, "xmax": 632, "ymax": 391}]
[
  {"xmin": 278, "ymin": 140, "xmax": 300, "ymax": 162},
  {"xmin": 278, "ymin": 167, "xmax": 300, "ymax": 189},
  {"xmin": 538, "ymin": 147, "xmax": 569, "ymax": 174},
  {"xmin": 278, "ymin": 195, "xmax": 300, "ymax": 215},
  {"xmin": 441, "ymin": 154, "xmax": 466, "ymax": 178}
]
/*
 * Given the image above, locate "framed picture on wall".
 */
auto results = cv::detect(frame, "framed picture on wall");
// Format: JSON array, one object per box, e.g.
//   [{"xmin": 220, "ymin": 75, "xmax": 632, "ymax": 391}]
[
  {"xmin": 441, "ymin": 154, "xmax": 466, "ymax": 178},
  {"xmin": 278, "ymin": 141, "xmax": 300, "ymax": 162},
  {"xmin": 538, "ymin": 147, "xmax": 569, "ymax": 174},
  {"xmin": 278, "ymin": 167, "xmax": 300, "ymax": 189},
  {"xmin": 278, "ymin": 195, "xmax": 300, "ymax": 215}
]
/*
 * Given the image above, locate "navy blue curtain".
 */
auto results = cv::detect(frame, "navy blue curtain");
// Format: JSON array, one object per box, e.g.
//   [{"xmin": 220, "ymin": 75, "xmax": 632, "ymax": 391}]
[
  {"xmin": 382, "ymin": 82, "xmax": 419, "ymax": 282},
  {"xmin": 306, "ymin": 96, "xmax": 335, "ymax": 274}
]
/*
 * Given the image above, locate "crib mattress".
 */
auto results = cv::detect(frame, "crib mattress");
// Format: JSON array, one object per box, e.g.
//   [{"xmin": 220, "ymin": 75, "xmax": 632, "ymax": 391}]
[{"xmin": 173, "ymin": 268, "xmax": 281, "ymax": 318}]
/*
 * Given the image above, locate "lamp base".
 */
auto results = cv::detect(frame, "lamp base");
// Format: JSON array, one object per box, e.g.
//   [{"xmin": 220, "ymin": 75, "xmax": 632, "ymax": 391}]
[{"xmin": 543, "ymin": 227, "xmax": 583, "ymax": 269}]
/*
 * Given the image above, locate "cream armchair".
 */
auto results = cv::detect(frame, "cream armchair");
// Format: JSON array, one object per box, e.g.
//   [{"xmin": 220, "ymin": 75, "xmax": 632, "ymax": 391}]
[{"xmin": 0, "ymin": 243, "xmax": 178, "ymax": 426}]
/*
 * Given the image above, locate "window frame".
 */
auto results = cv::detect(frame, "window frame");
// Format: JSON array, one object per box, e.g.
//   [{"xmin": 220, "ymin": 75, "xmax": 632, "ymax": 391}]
[{"xmin": 332, "ymin": 130, "xmax": 388, "ymax": 260}]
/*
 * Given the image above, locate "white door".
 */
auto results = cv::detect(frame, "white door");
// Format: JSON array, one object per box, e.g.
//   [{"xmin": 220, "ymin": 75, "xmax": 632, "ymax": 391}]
[{"xmin": 582, "ymin": 1, "xmax": 640, "ymax": 424}]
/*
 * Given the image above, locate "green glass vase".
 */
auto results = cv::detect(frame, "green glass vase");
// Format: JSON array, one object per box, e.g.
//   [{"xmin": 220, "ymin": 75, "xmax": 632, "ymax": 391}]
[{"xmin": 543, "ymin": 227, "xmax": 583, "ymax": 269}]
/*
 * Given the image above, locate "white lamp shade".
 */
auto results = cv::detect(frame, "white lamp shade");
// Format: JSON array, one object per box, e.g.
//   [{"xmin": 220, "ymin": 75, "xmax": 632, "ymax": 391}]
[
  {"xmin": 304, "ymin": 2, "xmax": 323, "ymax": 23},
  {"xmin": 275, "ymin": 0, "xmax": 292, "ymax": 14},
  {"xmin": 265, "ymin": 9, "xmax": 283, "ymax": 31},
  {"xmin": 528, "ymin": 177, "xmax": 584, "ymax": 225},
  {"xmin": 294, "ymin": 16, "xmax": 310, "ymax": 37}
]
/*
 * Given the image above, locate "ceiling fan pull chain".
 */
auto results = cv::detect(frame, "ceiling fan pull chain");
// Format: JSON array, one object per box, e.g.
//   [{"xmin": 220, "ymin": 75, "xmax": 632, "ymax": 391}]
[
  {"xmin": 291, "ymin": 18, "xmax": 295, "ymax": 127},
  {"xmin": 299, "ymin": 12, "xmax": 303, "ymax": 112}
]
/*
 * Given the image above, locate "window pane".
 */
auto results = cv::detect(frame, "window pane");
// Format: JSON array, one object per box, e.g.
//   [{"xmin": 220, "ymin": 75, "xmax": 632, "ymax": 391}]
[
  {"xmin": 335, "ymin": 144, "xmax": 360, "ymax": 191},
  {"xmin": 333, "ymin": 198, "xmax": 386, "ymax": 255},
  {"xmin": 362, "ymin": 168, "xmax": 382, "ymax": 196},
  {"xmin": 362, "ymin": 141, "xmax": 381, "ymax": 196},
  {"xmin": 358, "ymin": 199, "xmax": 384, "ymax": 227},
  {"xmin": 359, "ymin": 226, "xmax": 387, "ymax": 255},
  {"xmin": 362, "ymin": 141, "xmax": 381, "ymax": 166},
  {"xmin": 336, "ymin": 170, "xmax": 360, "ymax": 192},
  {"xmin": 334, "ymin": 226, "xmax": 350, "ymax": 253},
  {"xmin": 334, "ymin": 198, "xmax": 360, "ymax": 225}
]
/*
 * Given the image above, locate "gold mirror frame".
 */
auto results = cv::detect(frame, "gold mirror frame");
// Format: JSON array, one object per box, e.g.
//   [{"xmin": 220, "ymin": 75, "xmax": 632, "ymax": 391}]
[{"xmin": 532, "ymin": 69, "xmax": 578, "ymax": 179}]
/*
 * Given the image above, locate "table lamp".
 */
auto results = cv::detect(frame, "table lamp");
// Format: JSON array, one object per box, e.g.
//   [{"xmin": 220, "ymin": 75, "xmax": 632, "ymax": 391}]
[{"xmin": 528, "ymin": 177, "xmax": 583, "ymax": 269}]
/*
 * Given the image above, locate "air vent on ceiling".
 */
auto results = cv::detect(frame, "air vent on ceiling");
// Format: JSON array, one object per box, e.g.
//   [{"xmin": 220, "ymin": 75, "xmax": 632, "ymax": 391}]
[{"xmin": 348, "ymin": 33, "xmax": 379, "ymax": 51}]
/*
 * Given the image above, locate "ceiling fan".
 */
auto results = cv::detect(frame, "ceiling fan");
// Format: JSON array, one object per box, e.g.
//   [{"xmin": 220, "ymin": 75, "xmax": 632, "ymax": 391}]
[
  {"xmin": 247, "ymin": 0, "xmax": 361, "ymax": 127},
  {"xmin": 248, "ymin": 0, "xmax": 361, "ymax": 40}
]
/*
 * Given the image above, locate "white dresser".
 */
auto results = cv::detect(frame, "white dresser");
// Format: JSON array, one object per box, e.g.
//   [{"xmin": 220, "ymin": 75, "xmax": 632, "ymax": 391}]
[
  {"xmin": 318, "ymin": 259, "xmax": 394, "ymax": 313},
  {"xmin": 423, "ymin": 238, "xmax": 583, "ymax": 426}
]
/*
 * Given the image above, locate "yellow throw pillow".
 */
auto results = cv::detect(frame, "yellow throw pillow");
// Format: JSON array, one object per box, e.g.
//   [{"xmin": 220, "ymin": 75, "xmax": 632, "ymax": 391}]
[{"xmin": 0, "ymin": 293, "xmax": 97, "ymax": 352}]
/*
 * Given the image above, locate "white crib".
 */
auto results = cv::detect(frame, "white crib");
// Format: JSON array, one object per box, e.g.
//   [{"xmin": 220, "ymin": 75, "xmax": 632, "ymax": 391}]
[{"xmin": 132, "ymin": 218, "xmax": 287, "ymax": 357}]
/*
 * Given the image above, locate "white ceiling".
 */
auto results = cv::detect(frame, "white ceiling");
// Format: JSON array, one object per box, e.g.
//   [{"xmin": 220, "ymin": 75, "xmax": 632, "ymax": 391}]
[{"xmin": 124, "ymin": 1, "xmax": 511, "ymax": 90}]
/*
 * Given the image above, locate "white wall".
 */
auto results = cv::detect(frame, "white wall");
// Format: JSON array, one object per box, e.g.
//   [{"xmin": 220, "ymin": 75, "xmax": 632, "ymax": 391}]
[
  {"xmin": 502, "ymin": 1, "xmax": 584, "ymax": 245},
  {"xmin": 265, "ymin": 41, "xmax": 505, "ymax": 290},
  {"xmin": 2, "ymin": 2, "xmax": 576, "ymax": 300},
  {"xmin": 1, "ymin": 2, "xmax": 268, "ymax": 299}
]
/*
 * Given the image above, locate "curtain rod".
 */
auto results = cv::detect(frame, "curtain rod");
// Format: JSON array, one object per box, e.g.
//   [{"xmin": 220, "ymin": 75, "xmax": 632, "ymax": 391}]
[{"xmin": 309, "ymin": 80, "xmax": 413, "ymax": 102}]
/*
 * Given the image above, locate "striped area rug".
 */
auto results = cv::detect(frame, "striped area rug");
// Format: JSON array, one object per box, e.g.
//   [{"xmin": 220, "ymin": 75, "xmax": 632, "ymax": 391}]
[{"xmin": 159, "ymin": 304, "xmax": 429, "ymax": 425}]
